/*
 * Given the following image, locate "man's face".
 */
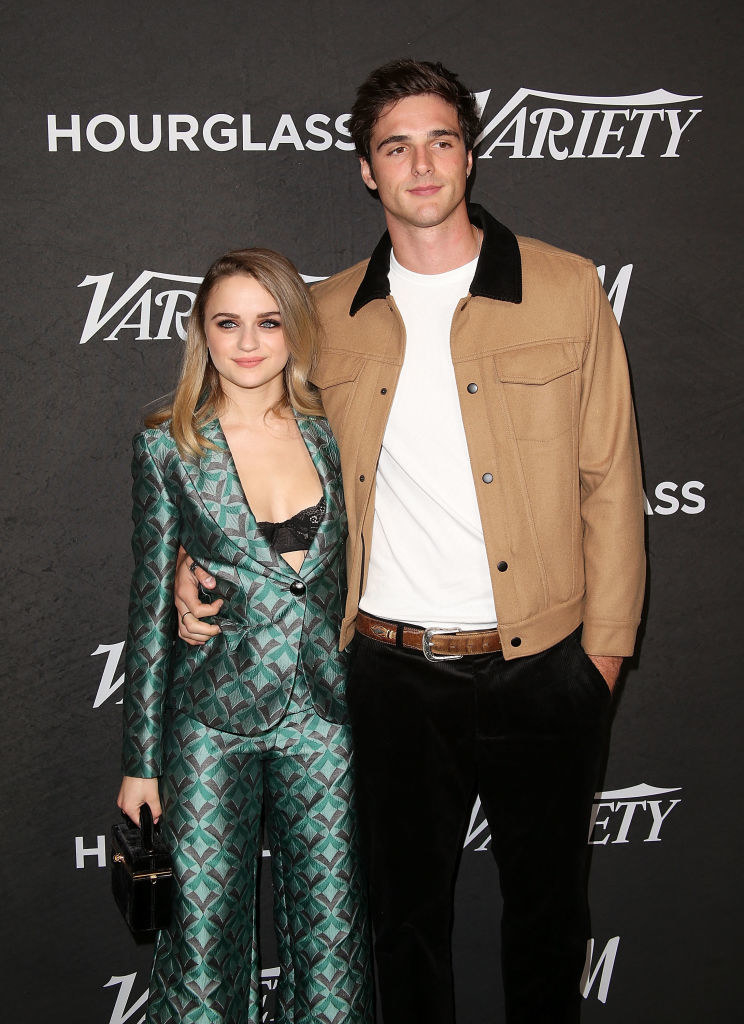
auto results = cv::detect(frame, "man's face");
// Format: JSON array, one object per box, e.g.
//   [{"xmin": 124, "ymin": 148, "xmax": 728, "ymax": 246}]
[{"xmin": 360, "ymin": 93, "xmax": 472, "ymax": 233}]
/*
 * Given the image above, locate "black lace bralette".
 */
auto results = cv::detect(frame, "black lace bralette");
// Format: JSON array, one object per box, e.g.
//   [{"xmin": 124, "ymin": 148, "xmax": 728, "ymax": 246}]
[{"xmin": 256, "ymin": 497, "xmax": 326, "ymax": 554}]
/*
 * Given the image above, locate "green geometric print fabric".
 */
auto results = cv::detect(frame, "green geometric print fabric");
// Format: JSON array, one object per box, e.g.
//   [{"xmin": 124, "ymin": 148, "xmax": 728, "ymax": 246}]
[
  {"xmin": 148, "ymin": 706, "xmax": 373, "ymax": 1024},
  {"xmin": 123, "ymin": 415, "xmax": 349, "ymax": 778}
]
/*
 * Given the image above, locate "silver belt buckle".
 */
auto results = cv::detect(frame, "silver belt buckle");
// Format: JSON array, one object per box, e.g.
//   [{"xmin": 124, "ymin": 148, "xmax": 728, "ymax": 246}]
[{"xmin": 422, "ymin": 627, "xmax": 463, "ymax": 662}]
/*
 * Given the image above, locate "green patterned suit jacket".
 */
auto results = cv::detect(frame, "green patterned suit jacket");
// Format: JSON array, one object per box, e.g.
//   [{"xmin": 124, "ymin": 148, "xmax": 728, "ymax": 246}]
[{"xmin": 122, "ymin": 414, "xmax": 349, "ymax": 778}]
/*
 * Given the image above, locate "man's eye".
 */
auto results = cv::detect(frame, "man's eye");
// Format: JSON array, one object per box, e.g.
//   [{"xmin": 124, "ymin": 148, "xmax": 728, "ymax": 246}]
[{"xmin": 259, "ymin": 318, "xmax": 281, "ymax": 329}]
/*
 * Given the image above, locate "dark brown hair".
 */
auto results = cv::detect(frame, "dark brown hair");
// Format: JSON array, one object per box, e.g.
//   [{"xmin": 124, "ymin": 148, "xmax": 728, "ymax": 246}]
[{"xmin": 349, "ymin": 58, "xmax": 481, "ymax": 165}]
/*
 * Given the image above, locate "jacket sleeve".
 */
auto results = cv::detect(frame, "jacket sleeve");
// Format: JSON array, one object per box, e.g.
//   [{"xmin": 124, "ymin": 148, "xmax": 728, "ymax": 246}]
[
  {"xmin": 578, "ymin": 268, "xmax": 646, "ymax": 657},
  {"xmin": 121, "ymin": 432, "xmax": 180, "ymax": 776}
]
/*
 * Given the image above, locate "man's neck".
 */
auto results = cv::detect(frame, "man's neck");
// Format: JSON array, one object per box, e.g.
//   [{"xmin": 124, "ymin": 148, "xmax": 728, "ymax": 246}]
[{"xmin": 388, "ymin": 204, "xmax": 479, "ymax": 275}]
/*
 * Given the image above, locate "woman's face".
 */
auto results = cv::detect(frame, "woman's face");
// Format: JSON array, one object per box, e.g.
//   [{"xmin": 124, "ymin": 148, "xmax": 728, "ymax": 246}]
[{"xmin": 204, "ymin": 273, "xmax": 289, "ymax": 401}]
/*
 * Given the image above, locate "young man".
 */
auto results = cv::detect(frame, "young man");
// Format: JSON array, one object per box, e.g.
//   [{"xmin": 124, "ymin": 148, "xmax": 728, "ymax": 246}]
[{"xmin": 176, "ymin": 60, "xmax": 645, "ymax": 1023}]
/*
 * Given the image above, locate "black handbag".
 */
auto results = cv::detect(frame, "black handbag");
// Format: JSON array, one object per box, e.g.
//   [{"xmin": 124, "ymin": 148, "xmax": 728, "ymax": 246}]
[{"xmin": 111, "ymin": 803, "xmax": 173, "ymax": 932}]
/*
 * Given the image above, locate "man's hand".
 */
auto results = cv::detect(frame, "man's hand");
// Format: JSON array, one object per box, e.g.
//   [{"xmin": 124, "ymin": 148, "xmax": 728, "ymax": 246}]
[
  {"xmin": 117, "ymin": 775, "xmax": 162, "ymax": 825},
  {"xmin": 174, "ymin": 545, "xmax": 223, "ymax": 646},
  {"xmin": 588, "ymin": 654, "xmax": 623, "ymax": 693}
]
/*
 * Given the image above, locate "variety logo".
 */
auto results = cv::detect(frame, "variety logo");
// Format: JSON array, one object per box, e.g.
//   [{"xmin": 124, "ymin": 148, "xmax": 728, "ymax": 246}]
[
  {"xmin": 587, "ymin": 783, "xmax": 681, "ymax": 845},
  {"xmin": 92, "ymin": 641, "xmax": 125, "ymax": 707},
  {"xmin": 78, "ymin": 273, "xmax": 198, "ymax": 345},
  {"xmin": 581, "ymin": 936, "xmax": 620, "ymax": 1004},
  {"xmin": 104, "ymin": 969, "xmax": 279, "ymax": 1024},
  {"xmin": 464, "ymin": 782, "xmax": 681, "ymax": 853},
  {"xmin": 474, "ymin": 88, "xmax": 701, "ymax": 160},
  {"xmin": 105, "ymin": 974, "xmax": 146, "ymax": 1024},
  {"xmin": 76, "ymin": 263, "xmax": 633, "ymax": 347},
  {"xmin": 644, "ymin": 481, "xmax": 705, "ymax": 515},
  {"xmin": 48, "ymin": 88, "xmax": 701, "ymax": 161},
  {"xmin": 103, "ymin": 955, "xmax": 614, "ymax": 1021},
  {"xmin": 102, "ymin": 949, "xmax": 615, "ymax": 1018},
  {"xmin": 77, "ymin": 270, "xmax": 323, "ymax": 345},
  {"xmin": 596, "ymin": 263, "xmax": 632, "ymax": 325}
]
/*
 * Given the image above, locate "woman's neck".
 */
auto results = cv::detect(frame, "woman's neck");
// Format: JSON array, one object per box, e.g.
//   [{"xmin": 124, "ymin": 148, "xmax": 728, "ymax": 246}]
[{"xmin": 217, "ymin": 378, "xmax": 287, "ymax": 430}]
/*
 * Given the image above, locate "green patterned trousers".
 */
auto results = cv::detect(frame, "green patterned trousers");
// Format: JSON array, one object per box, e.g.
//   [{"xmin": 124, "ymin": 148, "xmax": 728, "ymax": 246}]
[{"xmin": 147, "ymin": 699, "xmax": 373, "ymax": 1023}]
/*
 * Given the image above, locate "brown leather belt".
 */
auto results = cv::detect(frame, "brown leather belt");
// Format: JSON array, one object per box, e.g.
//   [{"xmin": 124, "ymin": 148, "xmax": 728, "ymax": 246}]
[{"xmin": 356, "ymin": 610, "xmax": 502, "ymax": 662}]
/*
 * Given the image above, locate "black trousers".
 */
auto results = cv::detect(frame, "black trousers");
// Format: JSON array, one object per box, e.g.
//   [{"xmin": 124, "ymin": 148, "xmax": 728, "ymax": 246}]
[{"xmin": 346, "ymin": 626, "xmax": 612, "ymax": 1024}]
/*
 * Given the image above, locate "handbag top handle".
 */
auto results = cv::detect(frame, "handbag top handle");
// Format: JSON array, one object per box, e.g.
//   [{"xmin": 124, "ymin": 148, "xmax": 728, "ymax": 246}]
[{"xmin": 139, "ymin": 802, "xmax": 155, "ymax": 853}]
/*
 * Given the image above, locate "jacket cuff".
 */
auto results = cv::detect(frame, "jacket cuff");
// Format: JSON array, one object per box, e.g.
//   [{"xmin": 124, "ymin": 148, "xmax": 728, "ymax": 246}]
[
  {"xmin": 581, "ymin": 620, "xmax": 639, "ymax": 658},
  {"xmin": 121, "ymin": 739, "xmax": 162, "ymax": 779}
]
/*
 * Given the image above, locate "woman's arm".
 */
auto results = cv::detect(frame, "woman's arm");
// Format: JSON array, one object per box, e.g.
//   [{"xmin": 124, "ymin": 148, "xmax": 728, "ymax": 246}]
[
  {"xmin": 121, "ymin": 432, "xmax": 180, "ymax": 779},
  {"xmin": 173, "ymin": 545, "xmax": 222, "ymax": 645}
]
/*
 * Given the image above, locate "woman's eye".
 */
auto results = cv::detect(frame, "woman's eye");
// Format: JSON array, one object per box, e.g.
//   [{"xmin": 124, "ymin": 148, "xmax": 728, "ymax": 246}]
[
  {"xmin": 259, "ymin": 318, "xmax": 282, "ymax": 329},
  {"xmin": 217, "ymin": 318, "xmax": 238, "ymax": 329}
]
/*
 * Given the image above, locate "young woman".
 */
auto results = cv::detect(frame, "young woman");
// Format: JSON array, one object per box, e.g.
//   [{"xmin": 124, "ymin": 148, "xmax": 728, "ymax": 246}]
[{"xmin": 116, "ymin": 249, "xmax": 372, "ymax": 1024}]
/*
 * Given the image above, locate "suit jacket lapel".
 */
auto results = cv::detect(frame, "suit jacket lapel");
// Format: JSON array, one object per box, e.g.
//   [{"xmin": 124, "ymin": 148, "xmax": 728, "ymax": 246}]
[
  {"xmin": 185, "ymin": 415, "xmax": 343, "ymax": 580},
  {"xmin": 297, "ymin": 414, "xmax": 346, "ymax": 581},
  {"xmin": 185, "ymin": 418, "xmax": 289, "ymax": 577}
]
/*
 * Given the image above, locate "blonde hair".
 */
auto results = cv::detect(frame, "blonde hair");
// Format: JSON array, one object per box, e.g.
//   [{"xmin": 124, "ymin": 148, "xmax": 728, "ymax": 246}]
[{"xmin": 147, "ymin": 248, "xmax": 324, "ymax": 459}]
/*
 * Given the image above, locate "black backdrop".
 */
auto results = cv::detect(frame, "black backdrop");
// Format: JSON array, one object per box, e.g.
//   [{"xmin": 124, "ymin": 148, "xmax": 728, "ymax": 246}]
[{"xmin": 2, "ymin": 2, "xmax": 742, "ymax": 1021}]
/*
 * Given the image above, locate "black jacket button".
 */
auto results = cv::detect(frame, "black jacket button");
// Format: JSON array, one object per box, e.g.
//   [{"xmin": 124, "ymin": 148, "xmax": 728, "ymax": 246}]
[
  {"xmin": 482, "ymin": 472, "xmax": 493, "ymax": 484},
  {"xmin": 381, "ymin": 388, "xmax": 388, "ymax": 394},
  {"xmin": 467, "ymin": 382, "xmax": 478, "ymax": 394},
  {"xmin": 511, "ymin": 636, "xmax": 521, "ymax": 647},
  {"xmin": 359, "ymin": 474, "xmax": 365, "ymax": 482},
  {"xmin": 289, "ymin": 580, "xmax": 306, "ymax": 596},
  {"xmin": 497, "ymin": 561, "xmax": 508, "ymax": 572}
]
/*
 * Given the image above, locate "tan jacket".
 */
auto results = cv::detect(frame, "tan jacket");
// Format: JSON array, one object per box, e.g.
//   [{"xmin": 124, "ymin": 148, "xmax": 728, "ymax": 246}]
[{"xmin": 312, "ymin": 205, "xmax": 645, "ymax": 659}]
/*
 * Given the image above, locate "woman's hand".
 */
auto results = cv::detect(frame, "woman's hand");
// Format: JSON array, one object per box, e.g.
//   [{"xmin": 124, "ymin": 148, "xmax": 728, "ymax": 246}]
[{"xmin": 117, "ymin": 775, "xmax": 163, "ymax": 825}]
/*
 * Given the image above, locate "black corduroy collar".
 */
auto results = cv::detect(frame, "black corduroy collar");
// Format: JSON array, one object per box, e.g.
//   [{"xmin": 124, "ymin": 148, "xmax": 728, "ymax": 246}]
[{"xmin": 349, "ymin": 203, "xmax": 522, "ymax": 316}]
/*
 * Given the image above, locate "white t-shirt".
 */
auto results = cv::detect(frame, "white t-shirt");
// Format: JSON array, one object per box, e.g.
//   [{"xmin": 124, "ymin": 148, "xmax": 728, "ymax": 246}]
[{"xmin": 359, "ymin": 251, "xmax": 498, "ymax": 629}]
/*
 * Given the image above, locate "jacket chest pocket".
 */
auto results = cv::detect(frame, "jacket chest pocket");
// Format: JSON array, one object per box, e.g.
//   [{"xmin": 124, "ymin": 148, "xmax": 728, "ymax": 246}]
[
  {"xmin": 493, "ymin": 340, "xmax": 582, "ymax": 442},
  {"xmin": 311, "ymin": 351, "xmax": 366, "ymax": 437}
]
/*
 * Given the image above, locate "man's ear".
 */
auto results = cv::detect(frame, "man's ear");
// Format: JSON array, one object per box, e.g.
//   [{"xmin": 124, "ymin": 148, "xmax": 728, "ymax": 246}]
[
  {"xmin": 465, "ymin": 149, "xmax": 473, "ymax": 178},
  {"xmin": 360, "ymin": 156, "xmax": 377, "ymax": 191}
]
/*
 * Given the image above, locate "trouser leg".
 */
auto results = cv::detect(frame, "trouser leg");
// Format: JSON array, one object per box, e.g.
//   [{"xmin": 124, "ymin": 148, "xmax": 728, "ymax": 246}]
[
  {"xmin": 264, "ymin": 711, "xmax": 373, "ymax": 1024},
  {"xmin": 147, "ymin": 711, "xmax": 264, "ymax": 1024},
  {"xmin": 347, "ymin": 635, "xmax": 477, "ymax": 1024},
  {"xmin": 475, "ymin": 630, "xmax": 612, "ymax": 1023}
]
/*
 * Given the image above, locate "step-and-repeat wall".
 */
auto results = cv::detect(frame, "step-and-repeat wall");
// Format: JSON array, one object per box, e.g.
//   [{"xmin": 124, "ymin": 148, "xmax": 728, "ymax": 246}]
[{"xmin": 3, "ymin": 2, "xmax": 741, "ymax": 1021}]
